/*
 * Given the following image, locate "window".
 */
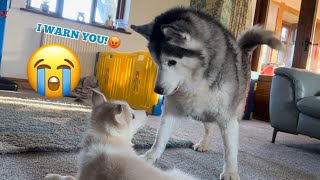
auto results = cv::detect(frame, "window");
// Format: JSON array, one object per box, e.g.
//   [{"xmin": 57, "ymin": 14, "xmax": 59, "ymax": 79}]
[
  {"xmin": 95, "ymin": 0, "xmax": 119, "ymax": 24},
  {"xmin": 25, "ymin": 0, "xmax": 128, "ymax": 30},
  {"xmin": 62, "ymin": 0, "xmax": 93, "ymax": 23},
  {"xmin": 28, "ymin": 0, "xmax": 58, "ymax": 13},
  {"xmin": 280, "ymin": 27, "xmax": 288, "ymax": 41},
  {"xmin": 277, "ymin": 26, "xmax": 290, "ymax": 64}
]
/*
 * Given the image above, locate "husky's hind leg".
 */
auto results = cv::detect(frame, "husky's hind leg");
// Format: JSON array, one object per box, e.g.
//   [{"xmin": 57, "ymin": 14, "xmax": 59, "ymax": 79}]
[
  {"xmin": 193, "ymin": 122, "xmax": 214, "ymax": 152},
  {"xmin": 141, "ymin": 100, "xmax": 182, "ymax": 164},
  {"xmin": 218, "ymin": 120, "xmax": 240, "ymax": 180},
  {"xmin": 44, "ymin": 174, "xmax": 77, "ymax": 180}
]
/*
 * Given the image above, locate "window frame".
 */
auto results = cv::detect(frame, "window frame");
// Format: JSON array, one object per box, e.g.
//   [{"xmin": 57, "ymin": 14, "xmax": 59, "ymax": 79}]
[
  {"xmin": 91, "ymin": 0, "xmax": 126, "ymax": 25},
  {"xmin": 26, "ymin": 0, "xmax": 60, "ymax": 16},
  {"xmin": 24, "ymin": 0, "xmax": 128, "ymax": 32}
]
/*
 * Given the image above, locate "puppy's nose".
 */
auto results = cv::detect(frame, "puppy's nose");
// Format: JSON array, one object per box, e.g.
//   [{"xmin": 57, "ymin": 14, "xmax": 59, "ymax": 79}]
[{"xmin": 154, "ymin": 86, "xmax": 164, "ymax": 94}]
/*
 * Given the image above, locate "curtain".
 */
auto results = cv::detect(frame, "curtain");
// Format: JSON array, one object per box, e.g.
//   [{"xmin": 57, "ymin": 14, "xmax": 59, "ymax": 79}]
[
  {"xmin": 190, "ymin": 0, "xmax": 223, "ymax": 20},
  {"xmin": 190, "ymin": 0, "xmax": 252, "ymax": 37},
  {"xmin": 229, "ymin": 0, "xmax": 251, "ymax": 37}
]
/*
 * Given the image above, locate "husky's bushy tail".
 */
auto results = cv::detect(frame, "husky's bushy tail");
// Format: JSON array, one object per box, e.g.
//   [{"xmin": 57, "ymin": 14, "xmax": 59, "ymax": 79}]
[{"xmin": 237, "ymin": 25, "xmax": 284, "ymax": 54}]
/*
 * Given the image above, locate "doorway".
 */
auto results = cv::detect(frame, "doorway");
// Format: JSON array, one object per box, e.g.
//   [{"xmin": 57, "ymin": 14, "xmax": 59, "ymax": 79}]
[
  {"xmin": 253, "ymin": 0, "xmax": 319, "ymax": 74},
  {"xmin": 309, "ymin": 20, "xmax": 320, "ymax": 73}
]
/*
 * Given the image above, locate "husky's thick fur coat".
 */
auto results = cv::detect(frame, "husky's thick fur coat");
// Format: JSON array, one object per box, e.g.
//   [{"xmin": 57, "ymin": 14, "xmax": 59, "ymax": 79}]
[
  {"xmin": 131, "ymin": 7, "xmax": 282, "ymax": 180},
  {"xmin": 45, "ymin": 89, "xmax": 198, "ymax": 180}
]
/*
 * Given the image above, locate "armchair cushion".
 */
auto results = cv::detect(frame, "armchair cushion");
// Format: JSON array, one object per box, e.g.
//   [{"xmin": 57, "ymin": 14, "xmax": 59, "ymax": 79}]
[{"xmin": 297, "ymin": 96, "xmax": 320, "ymax": 118}]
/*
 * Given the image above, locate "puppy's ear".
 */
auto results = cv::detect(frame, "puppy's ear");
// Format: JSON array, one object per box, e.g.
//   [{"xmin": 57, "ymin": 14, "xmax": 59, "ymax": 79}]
[
  {"xmin": 161, "ymin": 24, "xmax": 190, "ymax": 43},
  {"xmin": 114, "ymin": 104, "xmax": 122, "ymax": 114},
  {"xmin": 131, "ymin": 22, "xmax": 154, "ymax": 40},
  {"xmin": 113, "ymin": 104, "xmax": 126, "ymax": 124},
  {"xmin": 92, "ymin": 89, "xmax": 107, "ymax": 107}
]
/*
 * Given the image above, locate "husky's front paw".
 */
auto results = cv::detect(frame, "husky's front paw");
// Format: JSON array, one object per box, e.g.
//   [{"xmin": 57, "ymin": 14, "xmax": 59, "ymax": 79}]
[
  {"xmin": 193, "ymin": 141, "xmax": 209, "ymax": 152},
  {"xmin": 219, "ymin": 172, "xmax": 240, "ymax": 180},
  {"xmin": 140, "ymin": 152, "xmax": 158, "ymax": 164}
]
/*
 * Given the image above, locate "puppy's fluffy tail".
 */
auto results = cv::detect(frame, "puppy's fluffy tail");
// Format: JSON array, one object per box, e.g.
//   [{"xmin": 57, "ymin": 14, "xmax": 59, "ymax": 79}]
[{"xmin": 237, "ymin": 25, "xmax": 284, "ymax": 54}]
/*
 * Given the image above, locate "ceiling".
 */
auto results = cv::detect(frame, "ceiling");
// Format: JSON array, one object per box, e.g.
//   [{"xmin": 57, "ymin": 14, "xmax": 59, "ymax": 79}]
[
  {"xmin": 273, "ymin": 0, "xmax": 320, "ymax": 19},
  {"xmin": 282, "ymin": 11, "xmax": 299, "ymax": 24}
]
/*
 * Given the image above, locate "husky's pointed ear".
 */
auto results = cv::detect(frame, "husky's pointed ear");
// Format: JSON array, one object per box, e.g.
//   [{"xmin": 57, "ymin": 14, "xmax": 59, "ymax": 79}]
[
  {"xmin": 113, "ymin": 104, "xmax": 125, "ymax": 124},
  {"xmin": 131, "ymin": 22, "xmax": 154, "ymax": 40},
  {"xmin": 92, "ymin": 89, "xmax": 107, "ymax": 107},
  {"xmin": 161, "ymin": 24, "xmax": 190, "ymax": 43}
]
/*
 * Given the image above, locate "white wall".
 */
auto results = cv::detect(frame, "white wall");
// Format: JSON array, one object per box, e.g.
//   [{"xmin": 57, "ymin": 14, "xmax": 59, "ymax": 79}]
[{"xmin": 1, "ymin": 0, "xmax": 190, "ymax": 79}]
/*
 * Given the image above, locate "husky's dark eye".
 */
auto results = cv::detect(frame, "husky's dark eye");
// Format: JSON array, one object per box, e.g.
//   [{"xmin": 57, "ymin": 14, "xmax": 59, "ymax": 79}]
[
  {"xmin": 168, "ymin": 60, "xmax": 177, "ymax": 66},
  {"xmin": 132, "ymin": 113, "xmax": 135, "ymax": 119}
]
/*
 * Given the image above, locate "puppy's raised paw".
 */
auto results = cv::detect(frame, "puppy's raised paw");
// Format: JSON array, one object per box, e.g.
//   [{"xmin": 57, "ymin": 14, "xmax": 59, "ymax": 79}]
[
  {"xmin": 219, "ymin": 172, "xmax": 240, "ymax": 180},
  {"xmin": 140, "ymin": 153, "xmax": 157, "ymax": 164},
  {"xmin": 44, "ymin": 174, "xmax": 62, "ymax": 180},
  {"xmin": 44, "ymin": 174, "xmax": 76, "ymax": 180}
]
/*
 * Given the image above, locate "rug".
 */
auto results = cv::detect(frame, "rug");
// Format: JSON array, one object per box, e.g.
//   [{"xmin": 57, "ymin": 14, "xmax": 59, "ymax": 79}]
[{"xmin": 0, "ymin": 95, "xmax": 193, "ymax": 154}]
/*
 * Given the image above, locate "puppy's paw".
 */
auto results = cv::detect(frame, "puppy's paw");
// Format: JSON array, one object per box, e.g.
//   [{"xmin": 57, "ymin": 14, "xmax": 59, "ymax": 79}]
[
  {"xmin": 166, "ymin": 169, "xmax": 198, "ymax": 180},
  {"xmin": 219, "ymin": 172, "xmax": 240, "ymax": 180},
  {"xmin": 130, "ymin": 141, "xmax": 134, "ymax": 147},
  {"xmin": 140, "ymin": 153, "xmax": 157, "ymax": 164},
  {"xmin": 44, "ymin": 174, "xmax": 76, "ymax": 180},
  {"xmin": 193, "ymin": 142, "xmax": 209, "ymax": 152},
  {"xmin": 44, "ymin": 174, "xmax": 62, "ymax": 180}
]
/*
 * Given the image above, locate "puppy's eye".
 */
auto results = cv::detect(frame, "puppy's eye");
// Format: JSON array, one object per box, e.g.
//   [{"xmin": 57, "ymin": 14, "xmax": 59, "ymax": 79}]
[
  {"xmin": 132, "ymin": 113, "xmax": 135, "ymax": 119},
  {"xmin": 168, "ymin": 60, "xmax": 177, "ymax": 66}
]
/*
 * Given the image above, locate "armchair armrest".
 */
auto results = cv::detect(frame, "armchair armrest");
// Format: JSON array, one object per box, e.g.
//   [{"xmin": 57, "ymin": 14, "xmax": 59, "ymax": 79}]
[
  {"xmin": 274, "ymin": 67, "xmax": 320, "ymax": 104},
  {"xmin": 270, "ymin": 73, "xmax": 299, "ymax": 134}
]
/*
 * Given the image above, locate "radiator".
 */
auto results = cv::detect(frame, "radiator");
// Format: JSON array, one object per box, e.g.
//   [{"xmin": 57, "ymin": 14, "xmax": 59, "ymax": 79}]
[{"xmin": 41, "ymin": 32, "xmax": 110, "ymax": 77}]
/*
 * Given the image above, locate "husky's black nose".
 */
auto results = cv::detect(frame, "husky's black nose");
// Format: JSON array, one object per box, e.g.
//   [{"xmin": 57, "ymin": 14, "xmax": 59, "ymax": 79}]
[{"xmin": 154, "ymin": 86, "xmax": 164, "ymax": 94}]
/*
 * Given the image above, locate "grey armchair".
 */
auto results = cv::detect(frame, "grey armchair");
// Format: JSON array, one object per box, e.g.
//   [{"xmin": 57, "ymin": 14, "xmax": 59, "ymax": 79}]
[{"xmin": 269, "ymin": 67, "xmax": 320, "ymax": 143}]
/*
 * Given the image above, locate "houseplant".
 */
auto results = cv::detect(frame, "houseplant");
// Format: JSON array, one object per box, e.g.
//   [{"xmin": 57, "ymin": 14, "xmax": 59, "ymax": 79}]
[
  {"xmin": 40, "ymin": 0, "xmax": 50, "ymax": 13},
  {"xmin": 105, "ymin": 15, "xmax": 113, "ymax": 28}
]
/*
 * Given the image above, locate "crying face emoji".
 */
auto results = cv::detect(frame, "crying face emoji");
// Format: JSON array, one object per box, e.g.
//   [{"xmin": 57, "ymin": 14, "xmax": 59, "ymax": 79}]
[{"xmin": 27, "ymin": 44, "xmax": 81, "ymax": 98}]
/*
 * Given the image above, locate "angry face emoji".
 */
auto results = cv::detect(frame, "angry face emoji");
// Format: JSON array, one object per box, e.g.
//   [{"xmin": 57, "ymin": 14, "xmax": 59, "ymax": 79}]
[{"xmin": 108, "ymin": 36, "xmax": 121, "ymax": 48}]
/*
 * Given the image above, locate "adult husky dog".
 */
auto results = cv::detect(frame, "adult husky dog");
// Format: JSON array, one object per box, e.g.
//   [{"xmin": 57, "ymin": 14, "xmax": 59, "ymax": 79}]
[{"xmin": 131, "ymin": 7, "xmax": 282, "ymax": 180}]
